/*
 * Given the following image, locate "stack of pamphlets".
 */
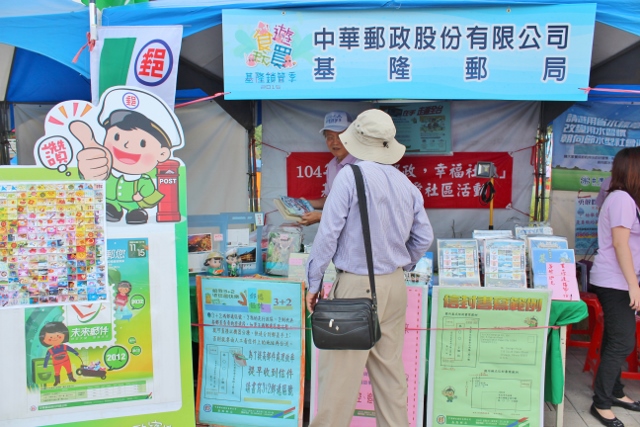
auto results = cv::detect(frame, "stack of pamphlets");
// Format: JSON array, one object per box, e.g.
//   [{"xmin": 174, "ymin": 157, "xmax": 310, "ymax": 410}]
[
  {"xmin": 437, "ymin": 239, "xmax": 480, "ymax": 287},
  {"xmin": 515, "ymin": 224, "xmax": 554, "ymax": 240},
  {"xmin": 528, "ymin": 236, "xmax": 573, "ymax": 288},
  {"xmin": 472, "ymin": 229, "xmax": 513, "ymax": 264},
  {"xmin": 483, "ymin": 239, "xmax": 527, "ymax": 288},
  {"xmin": 274, "ymin": 196, "xmax": 314, "ymax": 222}
]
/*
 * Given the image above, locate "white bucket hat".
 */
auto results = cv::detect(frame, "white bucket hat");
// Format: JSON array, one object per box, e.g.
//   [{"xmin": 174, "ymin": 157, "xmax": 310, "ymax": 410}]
[{"xmin": 339, "ymin": 109, "xmax": 405, "ymax": 165}]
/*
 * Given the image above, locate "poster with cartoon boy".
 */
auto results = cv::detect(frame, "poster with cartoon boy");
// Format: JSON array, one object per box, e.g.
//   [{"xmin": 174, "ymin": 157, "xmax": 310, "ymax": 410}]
[
  {"xmin": 40, "ymin": 321, "xmax": 80, "ymax": 387},
  {"xmin": 33, "ymin": 86, "xmax": 185, "ymax": 225}
]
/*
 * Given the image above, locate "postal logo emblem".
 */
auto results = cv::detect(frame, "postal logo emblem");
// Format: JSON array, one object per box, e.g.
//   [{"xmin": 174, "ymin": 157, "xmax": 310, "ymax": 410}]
[
  {"xmin": 135, "ymin": 39, "xmax": 173, "ymax": 87},
  {"xmin": 122, "ymin": 92, "xmax": 140, "ymax": 110}
]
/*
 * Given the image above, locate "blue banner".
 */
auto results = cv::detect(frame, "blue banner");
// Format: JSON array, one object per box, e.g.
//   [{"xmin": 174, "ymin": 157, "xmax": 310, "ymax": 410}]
[
  {"xmin": 551, "ymin": 102, "xmax": 640, "ymax": 190},
  {"xmin": 222, "ymin": 5, "xmax": 596, "ymax": 101}
]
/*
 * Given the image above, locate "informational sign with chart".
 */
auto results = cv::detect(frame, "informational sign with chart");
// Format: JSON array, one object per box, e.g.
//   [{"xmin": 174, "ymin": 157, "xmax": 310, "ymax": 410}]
[
  {"xmin": 196, "ymin": 276, "xmax": 305, "ymax": 427},
  {"xmin": 428, "ymin": 287, "xmax": 550, "ymax": 427}
]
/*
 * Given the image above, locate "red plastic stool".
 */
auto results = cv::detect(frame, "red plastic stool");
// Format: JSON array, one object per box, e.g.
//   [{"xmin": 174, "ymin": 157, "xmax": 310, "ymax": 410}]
[{"xmin": 567, "ymin": 292, "xmax": 600, "ymax": 348}]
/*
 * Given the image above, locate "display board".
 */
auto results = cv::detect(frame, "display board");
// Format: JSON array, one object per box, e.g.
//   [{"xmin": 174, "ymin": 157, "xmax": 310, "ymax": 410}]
[
  {"xmin": 0, "ymin": 86, "xmax": 194, "ymax": 426},
  {"xmin": 222, "ymin": 5, "xmax": 596, "ymax": 101},
  {"xmin": 427, "ymin": 287, "xmax": 551, "ymax": 427},
  {"xmin": 310, "ymin": 286, "xmax": 428, "ymax": 426},
  {"xmin": 196, "ymin": 276, "xmax": 305, "ymax": 427}
]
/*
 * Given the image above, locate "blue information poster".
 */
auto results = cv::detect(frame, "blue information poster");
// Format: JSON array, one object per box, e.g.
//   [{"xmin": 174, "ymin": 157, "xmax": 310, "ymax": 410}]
[{"xmin": 196, "ymin": 276, "xmax": 305, "ymax": 427}]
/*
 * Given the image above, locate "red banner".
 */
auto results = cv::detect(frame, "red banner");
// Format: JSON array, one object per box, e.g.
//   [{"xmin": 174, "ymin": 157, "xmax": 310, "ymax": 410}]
[{"xmin": 287, "ymin": 152, "xmax": 513, "ymax": 209}]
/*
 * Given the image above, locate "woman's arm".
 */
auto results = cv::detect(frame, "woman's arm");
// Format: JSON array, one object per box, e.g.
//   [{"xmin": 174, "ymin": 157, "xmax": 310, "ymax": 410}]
[{"xmin": 612, "ymin": 226, "xmax": 640, "ymax": 310}]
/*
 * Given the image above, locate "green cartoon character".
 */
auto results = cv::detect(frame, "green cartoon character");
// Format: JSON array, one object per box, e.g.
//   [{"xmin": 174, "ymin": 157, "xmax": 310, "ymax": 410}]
[
  {"xmin": 226, "ymin": 248, "xmax": 242, "ymax": 277},
  {"xmin": 70, "ymin": 88, "xmax": 183, "ymax": 225},
  {"xmin": 442, "ymin": 386, "xmax": 456, "ymax": 403}
]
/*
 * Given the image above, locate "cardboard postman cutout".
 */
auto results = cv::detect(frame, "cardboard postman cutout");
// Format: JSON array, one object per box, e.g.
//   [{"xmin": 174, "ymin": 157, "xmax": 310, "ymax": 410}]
[{"xmin": 34, "ymin": 86, "xmax": 185, "ymax": 225}]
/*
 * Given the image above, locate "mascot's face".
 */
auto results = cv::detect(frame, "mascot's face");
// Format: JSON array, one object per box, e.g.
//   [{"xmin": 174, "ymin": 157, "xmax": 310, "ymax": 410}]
[
  {"xmin": 105, "ymin": 127, "xmax": 170, "ymax": 174},
  {"xmin": 42, "ymin": 331, "xmax": 65, "ymax": 346}
]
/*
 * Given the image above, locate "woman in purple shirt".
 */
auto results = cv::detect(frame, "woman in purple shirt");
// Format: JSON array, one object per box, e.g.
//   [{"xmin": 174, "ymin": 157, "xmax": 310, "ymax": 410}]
[{"xmin": 589, "ymin": 147, "xmax": 640, "ymax": 427}]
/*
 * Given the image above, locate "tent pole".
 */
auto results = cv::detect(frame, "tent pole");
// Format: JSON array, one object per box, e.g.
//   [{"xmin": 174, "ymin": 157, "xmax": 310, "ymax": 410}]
[
  {"xmin": 0, "ymin": 102, "xmax": 10, "ymax": 165},
  {"xmin": 89, "ymin": 0, "xmax": 98, "ymax": 43}
]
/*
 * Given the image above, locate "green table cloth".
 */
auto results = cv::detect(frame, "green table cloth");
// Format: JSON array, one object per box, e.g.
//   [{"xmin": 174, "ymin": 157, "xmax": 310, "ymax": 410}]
[{"xmin": 545, "ymin": 299, "xmax": 588, "ymax": 404}]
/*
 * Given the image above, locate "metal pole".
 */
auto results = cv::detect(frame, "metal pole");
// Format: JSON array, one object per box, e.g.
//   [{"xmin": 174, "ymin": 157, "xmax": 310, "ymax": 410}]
[{"xmin": 488, "ymin": 177, "xmax": 494, "ymax": 230}]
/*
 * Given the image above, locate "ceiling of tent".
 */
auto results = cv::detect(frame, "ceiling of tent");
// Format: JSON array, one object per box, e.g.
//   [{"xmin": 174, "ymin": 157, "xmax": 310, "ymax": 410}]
[{"xmin": 1, "ymin": 0, "xmax": 639, "ymax": 128}]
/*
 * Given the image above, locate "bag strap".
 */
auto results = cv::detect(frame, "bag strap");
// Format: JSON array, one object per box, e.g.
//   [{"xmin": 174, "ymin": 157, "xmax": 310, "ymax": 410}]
[{"xmin": 350, "ymin": 164, "xmax": 377, "ymax": 311}]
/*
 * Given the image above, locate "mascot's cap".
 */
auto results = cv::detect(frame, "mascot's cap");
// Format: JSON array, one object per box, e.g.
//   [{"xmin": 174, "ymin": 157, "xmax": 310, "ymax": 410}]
[{"xmin": 98, "ymin": 86, "xmax": 183, "ymax": 149}]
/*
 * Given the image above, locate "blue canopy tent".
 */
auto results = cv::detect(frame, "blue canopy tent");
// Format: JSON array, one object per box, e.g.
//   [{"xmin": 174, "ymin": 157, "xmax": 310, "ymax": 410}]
[{"xmin": 1, "ymin": 0, "xmax": 640, "ymax": 105}]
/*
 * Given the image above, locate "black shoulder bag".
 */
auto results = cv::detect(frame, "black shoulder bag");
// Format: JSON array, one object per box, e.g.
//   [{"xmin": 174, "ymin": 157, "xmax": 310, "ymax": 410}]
[{"xmin": 311, "ymin": 164, "xmax": 381, "ymax": 350}]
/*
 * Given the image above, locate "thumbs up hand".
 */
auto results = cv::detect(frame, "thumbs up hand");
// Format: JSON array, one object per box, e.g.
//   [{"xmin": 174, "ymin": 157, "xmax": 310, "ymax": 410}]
[{"xmin": 70, "ymin": 121, "xmax": 112, "ymax": 181}]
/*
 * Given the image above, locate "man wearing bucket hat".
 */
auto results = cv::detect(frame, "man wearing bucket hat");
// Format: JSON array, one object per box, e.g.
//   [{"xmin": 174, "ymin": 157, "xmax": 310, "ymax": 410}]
[
  {"xmin": 299, "ymin": 110, "xmax": 358, "ymax": 226},
  {"xmin": 305, "ymin": 109, "xmax": 434, "ymax": 427},
  {"xmin": 70, "ymin": 87, "xmax": 183, "ymax": 225}
]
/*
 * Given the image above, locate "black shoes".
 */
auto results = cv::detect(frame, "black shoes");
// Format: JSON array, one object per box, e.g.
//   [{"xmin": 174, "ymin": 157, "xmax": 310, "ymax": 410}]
[
  {"xmin": 106, "ymin": 204, "xmax": 123, "ymax": 222},
  {"xmin": 612, "ymin": 398, "xmax": 640, "ymax": 411},
  {"xmin": 125, "ymin": 209, "xmax": 148, "ymax": 224},
  {"xmin": 591, "ymin": 403, "xmax": 624, "ymax": 427},
  {"xmin": 106, "ymin": 205, "xmax": 149, "ymax": 224}
]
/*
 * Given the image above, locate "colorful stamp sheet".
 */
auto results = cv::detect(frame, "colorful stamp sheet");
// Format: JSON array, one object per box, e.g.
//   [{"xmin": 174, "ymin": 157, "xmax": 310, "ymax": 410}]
[{"xmin": 0, "ymin": 182, "xmax": 108, "ymax": 308}]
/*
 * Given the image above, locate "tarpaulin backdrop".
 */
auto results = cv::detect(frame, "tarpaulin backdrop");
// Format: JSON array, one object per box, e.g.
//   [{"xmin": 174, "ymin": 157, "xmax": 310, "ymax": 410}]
[{"xmin": 286, "ymin": 151, "xmax": 513, "ymax": 209}]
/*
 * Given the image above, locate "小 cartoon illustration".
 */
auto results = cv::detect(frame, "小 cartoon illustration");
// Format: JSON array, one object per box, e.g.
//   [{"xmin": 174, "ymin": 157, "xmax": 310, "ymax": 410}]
[
  {"xmin": 114, "ymin": 280, "xmax": 132, "ymax": 312},
  {"xmin": 524, "ymin": 316, "xmax": 538, "ymax": 328},
  {"xmin": 204, "ymin": 251, "xmax": 224, "ymax": 276},
  {"xmin": 226, "ymin": 248, "xmax": 242, "ymax": 277},
  {"xmin": 69, "ymin": 88, "xmax": 183, "ymax": 225},
  {"xmin": 442, "ymin": 386, "xmax": 457, "ymax": 403},
  {"xmin": 40, "ymin": 321, "xmax": 80, "ymax": 386},
  {"xmin": 232, "ymin": 351, "xmax": 248, "ymax": 367}
]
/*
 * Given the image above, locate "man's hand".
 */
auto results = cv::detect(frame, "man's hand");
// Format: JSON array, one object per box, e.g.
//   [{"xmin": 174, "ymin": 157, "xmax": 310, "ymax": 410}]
[
  {"xmin": 299, "ymin": 211, "xmax": 322, "ymax": 226},
  {"xmin": 132, "ymin": 192, "xmax": 143, "ymax": 202},
  {"xmin": 306, "ymin": 291, "xmax": 319, "ymax": 314},
  {"xmin": 630, "ymin": 286, "xmax": 640, "ymax": 311},
  {"xmin": 70, "ymin": 121, "xmax": 112, "ymax": 180}
]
